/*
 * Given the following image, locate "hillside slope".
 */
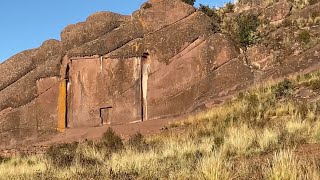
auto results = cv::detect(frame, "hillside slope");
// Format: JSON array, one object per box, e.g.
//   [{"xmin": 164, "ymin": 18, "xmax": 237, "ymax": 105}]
[{"xmin": 0, "ymin": 0, "xmax": 319, "ymax": 150}]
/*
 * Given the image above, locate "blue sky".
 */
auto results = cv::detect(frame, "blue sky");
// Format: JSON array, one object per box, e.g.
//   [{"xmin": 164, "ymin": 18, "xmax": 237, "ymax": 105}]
[{"xmin": 0, "ymin": 0, "xmax": 229, "ymax": 62}]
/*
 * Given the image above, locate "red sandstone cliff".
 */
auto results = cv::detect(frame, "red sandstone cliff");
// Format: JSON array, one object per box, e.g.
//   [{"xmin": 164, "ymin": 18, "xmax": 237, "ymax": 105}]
[{"xmin": 0, "ymin": 0, "xmax": 319, "ymax": 148}]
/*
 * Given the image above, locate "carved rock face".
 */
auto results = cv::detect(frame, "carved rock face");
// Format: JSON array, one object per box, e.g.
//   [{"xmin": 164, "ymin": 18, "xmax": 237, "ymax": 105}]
[{"xmin": 0, "ymin": 0, "xmax": 319, "ymax": 148}]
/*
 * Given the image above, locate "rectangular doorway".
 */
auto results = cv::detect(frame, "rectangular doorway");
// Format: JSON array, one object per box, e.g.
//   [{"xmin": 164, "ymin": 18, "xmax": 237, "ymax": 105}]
[{"xmin": 100, "ymin": 107, "xmax": 112, "ymax": 125}]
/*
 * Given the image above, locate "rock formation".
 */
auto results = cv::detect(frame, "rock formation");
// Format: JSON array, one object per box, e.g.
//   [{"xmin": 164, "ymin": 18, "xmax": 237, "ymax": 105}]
[{"xmin": 0, "ymin": 0, "xmax": 319, "ymax": 148}]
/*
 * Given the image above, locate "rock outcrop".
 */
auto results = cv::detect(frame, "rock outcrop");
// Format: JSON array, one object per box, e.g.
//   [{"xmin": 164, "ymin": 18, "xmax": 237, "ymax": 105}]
[{"xmin": 0, "ymin": 0, "xmax": 319, "ymax": 148}]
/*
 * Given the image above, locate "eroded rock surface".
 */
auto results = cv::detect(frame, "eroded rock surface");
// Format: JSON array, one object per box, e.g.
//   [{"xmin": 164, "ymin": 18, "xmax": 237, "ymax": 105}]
[{"xmin": 0, "ymin": 0, "xmax": 319, "ymax": 148}]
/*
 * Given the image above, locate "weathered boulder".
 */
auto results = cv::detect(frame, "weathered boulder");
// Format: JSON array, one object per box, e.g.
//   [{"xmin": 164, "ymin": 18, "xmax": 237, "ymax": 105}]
[
  {"xmin": 263, "ymin": 1, "xmax": 292, "ymax": 22},
  {"xmin": 67, "ymin": 0, "xmax": 199, "ymax": 59},
  {"xmin": 0, "ymin": 39, "xmax": 61, "ymax": 92},
  {"xmin": 236, "ymin": 0, "xmax": 267, "ymax": 7},
  {"xmin": 200, "ymin": 34, "xmax": 240, "ymax": 68},
  {"xmin": 0, "ymin": 49, "xmax": 38, "ymax": 91},
  {"xmin": 106, "ymin": 11, "xmax": 214, "ymax": 61},
  {"xmin": 0, "ymin": 39, "xmax": 61, "ymax": 110},
  {"xmin": 146, "ymin": 33, "xmax": 249, "ymax": 119},
  {"xmin": 34, "ymin": 39, "xmax": 61, "ymax": 63},
  {"xmin": 0, "ymin": 57, "xmax": 60, "ymax": 111},
  {"xmin": 246, "ymin": 45, "xmax": 273, "ymax": 70},
  {"xmin": 263, "ymin": 44, "xmax": 320, "ymax": 80},
  {"xmin": 67, "ymin": 21, "xmax": 144, "ymax": 57},
  {"xmin": 287, "ymin": 2, "xmax": 320, "ymax": 20},
  {"xmin": 61, "ymin": 12, "xmax": 129, "ymax": 51},
  {"xmin": 136, "ymin": 0, "xmax": 196, "ymax": 33},
  {"xmin": 144, "ymin": 11, "xmax": 213, "ymax": 64}
]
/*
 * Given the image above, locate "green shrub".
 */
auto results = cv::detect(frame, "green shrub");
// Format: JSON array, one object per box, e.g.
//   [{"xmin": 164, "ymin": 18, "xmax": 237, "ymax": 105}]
[
  {"xmin": 101, "ymin": 127, "xmax": 124, "ymax": 153},
  {"xmin": 303, "ymin": 73, "xmax": 312, "ymax": 80},
  {"xmin": 296, "ymin": 73, "xmax": 313, "ymax": 82},
  {"xmin": 0, "ymin": 155, "xmax": 10, "ymax": 164},
  {"xmin": 78, "ymin": 153, "xmax": 102, "ymax": 167},
  {"xmin": 309, "ymin": 0, "xmax": 319, "ymax": 5},
  {"xmin": 222, "ymin": 13, "xmax": 260, "ymax": 46},
  {"xmin": 182, "ymin": 150, "xmax": 204, "ymax": 166},
  {"xmin": 288, "ymin": 0, "xmax": 310, "ymax": 10},
  {"xmin": 181, "ymin": 0, "xmax": 196, "ymax": 5},
  {"xmin": 237, "ymin": 91, "xmax": 245, "ymax": 100},
  {"xmin": 141, "ymin": 2, "xmax": 152, "ymax": 9},
  {"xmin": 128, "ymin": 132, "xmax": 149, "ymax": 152},
  {"xmin": 235, "ymin": 14, "xmax": 260, "ymax": 46},
  {"xmin": 212, "ymin": 136, "xmax": 224, "ymax": 150},
  {"xmin": 199, "ymin": 4, "xmax": 221, "ymax": 32},
  {"xmin": 242, "ymin": 93, "xmax": 259, "ymax": 118},
  {"xmin": 147, "ymin": 139, "xmax": 165, "ymax": 153},
  {"xmin": 296, "ymin": 102, "xmax": 310, "ymax": 119},
  {"xmin": 199, "ymin": 4, "xmax": 221, "ymax": 23},
  {"xmin": 298, "ymin": 30, "xmax": 311, "ymax": 43},
  {"xmin": 273, "ymin": 79, "xmax": 294, "ymax": 99},
  {"xmin": 309, "ymin": 79, "xmax": 320, "ymax": 91},
  {"xmin": 282, "ymin": 18, "xmax": 294, "ymax": 27},
  {"xmin": 245, "ymin": 93, "xmax": 260, "ymax": 107},
  {"xmin": 72, "ymin": 141, "xmax": 105, "ymax": 167},
  {"xmin": 224, "ymin": 2, "xmax": 235, "ymax": 13},
  {"xmin": 46, "ymin": 142, "xmax": 78, "ymax": 168}
]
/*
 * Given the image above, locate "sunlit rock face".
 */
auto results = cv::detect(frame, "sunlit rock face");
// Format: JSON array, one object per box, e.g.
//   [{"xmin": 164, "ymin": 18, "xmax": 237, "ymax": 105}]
[{"xmin": 0, "ymin": 0, "xmax": 319, "ymax": 148}]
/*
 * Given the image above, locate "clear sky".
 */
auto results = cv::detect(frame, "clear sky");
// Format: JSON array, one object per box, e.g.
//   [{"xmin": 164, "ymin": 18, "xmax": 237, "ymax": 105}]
[{"xmin": 0, "ymin": 0, "xmax": 229, "ymax": 63}]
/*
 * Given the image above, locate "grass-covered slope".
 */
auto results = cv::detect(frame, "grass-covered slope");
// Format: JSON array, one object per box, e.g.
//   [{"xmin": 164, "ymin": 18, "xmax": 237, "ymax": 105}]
[{"xmin": 1, "ymin": 71, "xmax": 320, "ymax": 179}]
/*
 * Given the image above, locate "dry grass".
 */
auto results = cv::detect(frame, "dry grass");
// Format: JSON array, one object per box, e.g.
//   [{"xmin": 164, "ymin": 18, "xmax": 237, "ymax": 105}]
[
  {"xmin": 266, "ymin": 149, "xmax": 320, "ymax": 180},
  {"xmin": 257, "ymin": 128, "xmax": 279, "ymax": 152},
  {"xmin": 289, "ymin": 0, "xmax": 313, "ymax": 10},
  {"xmin": 0, "ymin": 156, "xmax": 46, "ymax": 179},
  {"xmin": 197, "ymin": 152, "xmax": 232, "ymax": 180},
  {"xmin": 222, "ymin": 124, "xmax": 257, "ymax": 157},
  {"xmin": 313, "ymin": 121, "xmax": 320, "ymax": 142}
]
